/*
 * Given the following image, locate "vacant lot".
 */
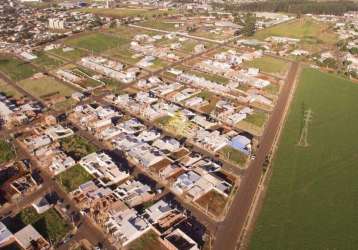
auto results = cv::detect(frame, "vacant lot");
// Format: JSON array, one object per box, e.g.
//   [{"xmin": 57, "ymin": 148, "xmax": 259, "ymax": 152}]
[
  {"xmin": 18, "ymin": 76, "xmax": 74, "ymax": 99},
  {"xmin": 244, "ymin": 56, "xmax": 288, "ymax": 76},
  {"xmin": 18, "ymin": 207, "xmax": 70, "ymax": 244},
  {"xmin": 0, "ymin": 140, "xmax": 14, "ymax": 165},
  {"xmin": 127, "ymin": 230, "xmax": 167, "ymax": 250},
  {"xmin": 250, "ymin": 68, "xmax": 358, "ymax": 250},
  {"xmin": 196, "ymin": 190, "xmax": 227, "ymax": 217},
  {"xmin": 33, "ymin": 52, "xmax": 64, "ymax": 70},
  {"xmin": 219, "ymin": 146, "xmax": 248, "ymax": 167},
  {"xmin": 0, "ymin": 56, "xmax": 38, "ymax": 81},
  {"xmin": 65, "ymin": 33, "xmax": 127, "ymax": 53},
  {"xmin": 255, "ymin": 18, "xmax": 337, "ymax": 45},
  {"xmin": 56, "ymin": 164, "xmax": 93, "ymax": 192},
  {"xmin": 49, "ymin": 47, "xmax": 89, "ymax": 62},
  {"xmin": 60, "ymin": 135, "xmax": 97, "ymax": 161},
  {"xmin": 0, "ymin": 79, "xmax": 24, "ymax": 98}
]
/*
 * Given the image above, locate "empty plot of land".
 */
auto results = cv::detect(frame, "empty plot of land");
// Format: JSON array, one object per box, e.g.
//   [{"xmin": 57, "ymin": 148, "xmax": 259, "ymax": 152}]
[
  {"xmin": 18, "ymin": 76, "xmax": 74, "ymax": 100},
  {"xmin": 244, "ymin": 56, "xmax": 288, "ymax": 76},
  {"xmin": 0, "ymin": 79, "xmax": 24, "ymax": 98},
  {"xmin": 250, "ymin": 68, "xmax": 358, "ymax": 250},
  {"xmin": 56, "ymin": 164, "xmax": 93, "ymax": 192},
  {"xmin": 65, "ymin": 32, "xmax": 127, "ymax": 53},
  {"xmin": 0, "ymin": 55, "xmax": 38, "ymax": 81}
]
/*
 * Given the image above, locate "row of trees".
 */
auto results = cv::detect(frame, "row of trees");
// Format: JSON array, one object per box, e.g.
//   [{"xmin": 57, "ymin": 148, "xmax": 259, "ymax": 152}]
[{"xmin": 213, "ymin": 0, "xmax": 358, "ymax": 16}]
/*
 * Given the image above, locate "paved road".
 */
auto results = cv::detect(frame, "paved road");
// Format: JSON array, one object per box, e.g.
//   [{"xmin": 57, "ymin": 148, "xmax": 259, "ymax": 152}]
[{"xmin": 213, "ymin": 61, "xmax": 300, "ymax": 250}]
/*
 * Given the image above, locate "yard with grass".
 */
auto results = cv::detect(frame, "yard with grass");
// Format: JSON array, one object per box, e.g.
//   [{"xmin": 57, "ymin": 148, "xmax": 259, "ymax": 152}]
[
  {"xmin": 244, "ymin": 56, "xmax": 288, "ymax": 76},
  {"xmin": 254, "ymin": 18, "xmax": 337, "ymax": 45},
  {"xmin": 56, "ymin": 164, "xmax": 93, "ymax": 192},
  {"xmin": 245, "ymin": 111, "xmax": 268, "ymax": 128},
  {"xmin": 0, "ymin": 56, "xmax": 38, "ymax": 81},
  {"xmin": 0, "ymin": 140, "xmax": 15, "ymax": 165},
  {"xmin": 219, "ymin": 146, "xmax": 248, "ymax": 167},
  {"xmin": 250, "ymin": 68, "xmax": 358, "ymax": 250},
  {"xmin": 65, "ymin": 33, "xmax": 127, "ymax": 53},
  {"xmin": 127, "ymin": 230, "xmax": 167, "ymax": 250},
  {"xmin": 196, "ymin": 190, "xmax": 227, "ymax": 217},
  {"xmin": 18, "ymin": 76, "xmax": 74, "ymax": 99},
  {"xmin": 17, "ymin": 207, "xmax": 70, "ymax": 244},
  {"xmin": 60, "ymin": 135, "xmax": 97, "ymax": 161}
]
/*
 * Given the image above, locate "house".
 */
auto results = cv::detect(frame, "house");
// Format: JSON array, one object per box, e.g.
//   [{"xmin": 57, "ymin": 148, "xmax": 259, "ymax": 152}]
[
  {"xmin": 32, "ymin": 197, "xmax": 51, "ymax": 214},
  {"xmin": 229, "ymin": 134, "xmax": 252, "ymax": 155},
  {"xmin": 80, "ymin": 152, "xmax": 129, "ymax": 186},
  {"xmin": 173, "ymin": 171, "xmax": 201, "ymax": 194},
  {"xmin": 145, "ymin": 199, "xmax": 175, "ymax": 224},
  {"xmin": 0, "ymin": 222, "xmax": 13, "ymax": 247},
  {"xmin": 14, "ymin": 225, "xmax": 49, "ymax": 250},
  {"xmin": 104, "ymin": 208, "xmax": 150, "ymax": 246},
  {"xmin": 114, "ymin": 179, "xmax": 155, "ymax": 207}
]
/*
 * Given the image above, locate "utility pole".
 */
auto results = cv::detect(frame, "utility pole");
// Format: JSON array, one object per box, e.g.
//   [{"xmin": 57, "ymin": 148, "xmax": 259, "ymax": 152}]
[{"xmin": 297, "ymin": 109, "xmax": 313, "ymax": 147}]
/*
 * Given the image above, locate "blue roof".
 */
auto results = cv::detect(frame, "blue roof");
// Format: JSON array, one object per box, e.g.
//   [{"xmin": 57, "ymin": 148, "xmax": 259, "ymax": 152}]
[{"xmin": 230, "ymin": 135, "xmax": 251, "ymax": 155}]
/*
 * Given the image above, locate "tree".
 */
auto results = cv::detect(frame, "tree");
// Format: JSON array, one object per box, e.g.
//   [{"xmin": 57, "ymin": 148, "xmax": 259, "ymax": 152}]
[{"xmin": 241, "ymin": 13, "xmax": 256, "ymax": 37}]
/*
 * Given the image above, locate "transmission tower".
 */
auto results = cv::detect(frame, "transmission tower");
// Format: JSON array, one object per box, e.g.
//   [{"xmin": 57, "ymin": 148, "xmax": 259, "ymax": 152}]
[{"xmin": 297, "ymin": 109, "xmax": 313, "ymax": 147}]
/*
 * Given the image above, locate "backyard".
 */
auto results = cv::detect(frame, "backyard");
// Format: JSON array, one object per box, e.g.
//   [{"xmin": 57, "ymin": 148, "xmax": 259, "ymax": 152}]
[{"xmin": 250, "ymin": 68, "xmax": 358, "ymax": 249}]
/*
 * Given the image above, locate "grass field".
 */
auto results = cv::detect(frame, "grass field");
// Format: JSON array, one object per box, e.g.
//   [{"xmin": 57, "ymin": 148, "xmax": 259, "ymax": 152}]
[
  {"xmin": 0, "ymin": 79, "xmax": 24, "ymax": 99},
  {"xmin": 65, "ymin": 33, "xmax": 127, "ymax": 53},
  {"xmin": 18, "ymin": 76, "xmax": 74, "ymax": 99},
  {"xmin": 49, "ymin": 48, "xmax": 89, "ymax": 62},
  {"xmin": 33, "ymin": 52, "xmax": 64, "ymax": 70},
  {"xmin": 80, "ymin": 8, "xmax": 175, "ymax": 19},
  {"xmin": 0, "ymin": 56, "xmax": 38, "ymax": 81},
  {"xmin": 250, "ymin": 68, "xmax": 358, "ymax": 250},
  {"xmin": 244, "ymin": 56, "xmax": 288, "ymax": 76},
  {"xmin": 219, "ymin": 146, "xmax": 248, "ymax": 167},
  {"xmin": 56, "ymin": 164, "xmax": 93, "ymax": 192},
  {"xmin": 0, "ymin": 140, "xmax": 14, "ymax": 165},
  {"xmin": 255, "ymin": 18, "xmax": 337, "ymax": 45},
  {"xmin": 18, "ymin": 207, "xmax": 70, "ymax": 244},
  {"xmin": 190, "ymin": 70, "xmax": 229, "ymax": 85}
]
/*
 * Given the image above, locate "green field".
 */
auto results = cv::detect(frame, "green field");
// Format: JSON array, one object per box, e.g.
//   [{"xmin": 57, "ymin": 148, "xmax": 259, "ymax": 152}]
[
  {"xmin": 244, "ymin": 56, "xmax": 288, "ymax": 76},
  {"xmin": 18, "ymin": 207, "xmax": 70, "ymax": 244},
  {"xmin": 219, "ymin": 146, "xmax": 248, "ymax": 166},
  {"xmin": 33, "ymin": 52, "xmax": 64, "ymax": 70},
  {"xmin": 65, "ymin": 33, "xmax": 127, "ymax": 53},
  {"xmin": 0, "ymin": 80, "xmax": 23, "ymax": 98},
  {"xmin": 80, "ymin": 7, "xmax": 175, "ymax": 19},
  {"xmin": 18, "ymin": 76, "xmax": 74, "ymax": 99},
  {"xmin": 250, "ymin": 68, "xmax": 358, "ymax": 250},
  {"xmin": 255, "ymin": 18, "xmax": 337, "ymax": 45},
  {"xmin": 56, "ymin": 164, "xmax": 93, "ymax": 192},
  {"xmin": 0, "ymin": 56, "xmax": 38, "ymax": 81},
  {"xmin": 0, "ymin": 140, "xmax": 15, "ymax": 165},
  {"xmin": 49, "ymin": 48, "xmax": 89, "ymax": 62}
]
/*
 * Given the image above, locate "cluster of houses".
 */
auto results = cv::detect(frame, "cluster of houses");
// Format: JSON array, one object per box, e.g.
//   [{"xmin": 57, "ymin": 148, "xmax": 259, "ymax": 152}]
[
  {"xmin": 80, "ymin": 56, "xmax": 140, "ymax": 84},
  {"xmin": 0, "ymin": 0, "xmax": 107, "ymax": 53},
  {"xmin": 0, "ymin": 92, "xmax": 43, "ymax": 129}
]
